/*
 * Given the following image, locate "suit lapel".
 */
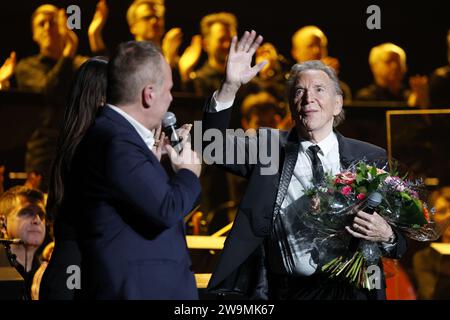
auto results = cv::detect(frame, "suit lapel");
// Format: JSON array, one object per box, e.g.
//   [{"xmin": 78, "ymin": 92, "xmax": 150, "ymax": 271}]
[
  {"xmin": 208, "ymin": 129, "xmax": 298, "ymax": 290},
  {"xmin": 272, "ymin": 129, "xmax": 300, "ymax": 220},
  {"xmin": 335, "ymin": 130, "xmax": 357, "ymax": 169}
]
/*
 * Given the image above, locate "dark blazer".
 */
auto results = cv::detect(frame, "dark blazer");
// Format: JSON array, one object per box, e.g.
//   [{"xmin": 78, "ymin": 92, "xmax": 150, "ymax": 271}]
[
  {"xmin": 203, "ymin": 100, "xmax": 407, "ymax": 300},
  {"xmin": 47, "ymin": 106, "xmax": 201, "ymax": 299}
]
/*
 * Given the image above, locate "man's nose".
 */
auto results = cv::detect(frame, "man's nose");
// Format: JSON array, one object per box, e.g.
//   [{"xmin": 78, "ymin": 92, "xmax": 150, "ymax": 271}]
[
  {"xmin": 43, "ymin": 21, "xmax": 51, "ymax": 31},
  {"xmin": 149, "ymin": 17, "xmax": 159, "ymax": 25},
  {"xmin": 312, "ymin": 46, "xmax": 321, "ymax": 55},
  {"xmin": 303, "ymin": 90, "xmax": 315, "ymax": 104},
  {"xmin": 31, "ymin": 213, "xmax": 43, "ymax": 224},
  {"xmin": 388, "ymin": 61, "xmax": 399, "ymax": 69}
]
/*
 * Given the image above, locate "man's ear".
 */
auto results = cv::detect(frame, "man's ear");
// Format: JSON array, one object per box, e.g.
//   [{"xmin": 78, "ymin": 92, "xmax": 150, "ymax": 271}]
[
  {"xmin": 130, "ymin": 24, "xmax": 138, "ymax": 37},
  {"xmin": 202, "ymin": 37, "xmax": 209, "ymax": 51},
  {"xmin": 291, "ymin": 47, "xmax": 299, "ymax": 62},
  {"xmin": 32, "ymin": 27, "xmax": 39, "ymax": 43},
  {"xmin": 142, "ymin": 85, "xmax": 154, "ymax": 109},
  {"xmin": 334, "ymin": 94, "xmax": 343, "ymax": 116}
]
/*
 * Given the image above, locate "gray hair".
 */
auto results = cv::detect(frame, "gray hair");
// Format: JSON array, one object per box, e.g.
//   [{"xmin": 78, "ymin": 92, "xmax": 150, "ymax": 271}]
[
  {"xmin": 286, "ymin": 60, "xmax": 345, "ymax": 127},
  {"xmin": 107, "ymin": 41, "xmax": 164, "ymax": 106}
]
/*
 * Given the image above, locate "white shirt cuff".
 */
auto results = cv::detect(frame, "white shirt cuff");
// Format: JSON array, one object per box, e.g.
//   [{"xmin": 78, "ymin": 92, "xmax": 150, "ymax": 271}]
[
  {"xmin": 381, "ymin": 233, "xmax": 397, "ymax": 251},
  {"xmin": 206, "ymin": 91, "xmax": 235, "ymax": 113},
  {"xmin": 381, "ymin": 241, "xmax": 396, "ymax": 250}
]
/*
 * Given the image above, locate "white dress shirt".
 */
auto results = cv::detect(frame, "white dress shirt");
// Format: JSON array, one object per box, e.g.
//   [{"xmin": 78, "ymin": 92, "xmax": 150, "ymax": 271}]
[
  {"xmin": 278, "ymin": 131, "xmax": 341, "ymax": 275},
  {"xmin": 107, "ymin": 104, "xmax": 155, "ymax": 152},
  {"xmin": 206, "ymin": 91, "xmax": 234, "ymax": 112},
  {"xmin": 283, "ymin": 132, "xmax": 341, "ymax": 212}
]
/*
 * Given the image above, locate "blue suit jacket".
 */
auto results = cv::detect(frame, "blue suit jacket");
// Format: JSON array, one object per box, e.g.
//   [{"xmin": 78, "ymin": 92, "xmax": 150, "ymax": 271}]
[{"xmin": 66, "ymin": 106, "xmax": 201, "ymax": 299}]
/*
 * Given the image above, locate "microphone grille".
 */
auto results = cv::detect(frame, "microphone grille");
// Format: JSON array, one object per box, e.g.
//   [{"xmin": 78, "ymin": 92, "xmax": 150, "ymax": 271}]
[
  {"xmin": 367, "ymin": 192, "xmax": 382, "ymax": 208},
  {"xmin": 162, "ymin": 112, "xmax": 176, "ymax": 128}
]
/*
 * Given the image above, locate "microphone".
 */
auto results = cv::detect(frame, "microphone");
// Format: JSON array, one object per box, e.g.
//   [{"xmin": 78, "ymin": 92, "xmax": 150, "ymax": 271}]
[
  {"xmin": 0, "ymin": 238, "xmax": 24, "ymax": 245},
  {"xmin": 162, "ymin": 112, "xmax": 183, "ymax": 153},
  {"xmin": 363, "ymin": 192, "xmax": 382, "ymax": 214},
  {"xmin": 348, "ymin": 192, "xmax": 383, "ymax": 251}
]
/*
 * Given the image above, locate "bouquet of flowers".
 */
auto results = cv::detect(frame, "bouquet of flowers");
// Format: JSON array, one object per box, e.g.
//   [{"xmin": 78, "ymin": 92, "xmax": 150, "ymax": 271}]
[{"xmin": 302, "ymin": 161, "xmax": 440, "ymax": 290}]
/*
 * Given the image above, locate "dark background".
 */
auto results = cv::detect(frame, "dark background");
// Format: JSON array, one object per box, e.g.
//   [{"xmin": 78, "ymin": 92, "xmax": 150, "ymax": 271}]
[{"xmin": 0, "ymin": 0, "xmax": 448, "ymax": 93}]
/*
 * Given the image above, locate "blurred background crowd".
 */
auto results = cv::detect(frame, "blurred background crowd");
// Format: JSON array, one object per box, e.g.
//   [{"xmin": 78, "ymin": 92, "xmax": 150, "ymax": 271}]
[{"xmin": 0, "ymin": 0, "xmax": 449, "ymax": 300}]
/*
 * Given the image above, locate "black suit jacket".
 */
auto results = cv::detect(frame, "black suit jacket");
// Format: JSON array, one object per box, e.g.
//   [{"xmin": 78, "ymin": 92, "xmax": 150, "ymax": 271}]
[{"xmin": 202, "ymin": 99, "xmax": 407, "ymax": 300}]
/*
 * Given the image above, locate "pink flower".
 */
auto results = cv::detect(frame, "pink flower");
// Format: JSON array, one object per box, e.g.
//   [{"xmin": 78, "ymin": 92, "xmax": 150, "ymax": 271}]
[
  {"xmin": 343, "ymin": 179, "xmax": 355, "ymax": 185},
  {"xmin": 356, "ymin": 193, "xmax": 366, "ymax": 200},
  {"xmin": 335, "ymin": 172, "xmax": 355, "ymax": 185},
  {"xmin": 341, "ymin": 172, "xmax": 356, "ymax": 179},
  {"xmin": 341, "ymin": 185, "xmax": 353, "ymax": 196}
]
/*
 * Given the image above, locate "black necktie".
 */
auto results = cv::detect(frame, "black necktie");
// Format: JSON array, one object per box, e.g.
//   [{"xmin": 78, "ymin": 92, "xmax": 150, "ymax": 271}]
[{"xmin": 307, "ymin": 145, "xmax": 325, "ymax": 185}]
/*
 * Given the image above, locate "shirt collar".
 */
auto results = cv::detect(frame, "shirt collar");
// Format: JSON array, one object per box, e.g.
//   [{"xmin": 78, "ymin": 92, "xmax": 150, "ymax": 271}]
[
  {"xmin": 106, "ymin": 104, "xmax": 155, "ymax": 149},
  {"xmin": 300, "ymin": 131, "xmax": 337, "ymax": 156}
]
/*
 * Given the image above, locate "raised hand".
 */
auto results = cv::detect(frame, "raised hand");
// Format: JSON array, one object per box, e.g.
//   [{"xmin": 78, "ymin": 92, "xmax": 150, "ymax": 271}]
[
  {"xmin": 88, "ymin": 0, "xmax": 108, "ymax": 53},
  {"xmin": 89, "ymin": 0, "xmax": 108, "ymax": 34},
  {"xmin": 226, "ymin": 30, "xmax": 266, "ymax": 86},
  {"xmin": 58, "ymin": 9, "xmax": 79, "ymax": 58},
  {"xmin": 0, "ymin": 51, "xmax": 16, "ymax": 87},
  {"xmin": 63, "ymin": 28, "xmax": 79, "ymax": 58},
  {"xmin": 217, "ymin": 30, "xmax": 267, "ymax": 102},
  {"xmin": 408, "ymin": 75, "xmax": 429, "ymax": 108},
  {"xmin": 178, "ymin": 35, "xmax": 202, "ymax": 82},
  {"xmin": 162, "ymin": 27, "xmax": 183, "ymax": 68}
]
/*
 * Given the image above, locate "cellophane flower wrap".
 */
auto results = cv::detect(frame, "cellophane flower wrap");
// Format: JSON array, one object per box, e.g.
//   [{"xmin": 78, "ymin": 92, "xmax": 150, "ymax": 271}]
[{"xmin": 300, "ymin": 160, "xmax": 441, "ymax": 290}]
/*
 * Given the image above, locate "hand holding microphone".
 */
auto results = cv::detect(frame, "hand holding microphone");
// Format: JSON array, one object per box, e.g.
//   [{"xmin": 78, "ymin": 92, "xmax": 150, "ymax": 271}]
[
  {"xmin": 162, "ymin": 112, "xmax": 201, "ymax": 177},
  {"xmin": 362, "ymin": 192, "xmax": 382, "ymax": 214},
  {"xmin": 162, "ymin": 112, "xmax": 183, "ymax": 153},
  {"xmin": 346, "ymin": 192, "xmax": 395, "ymax": 243},
  {"xmin": 153, "ymin": 112, "xmax": 193, "ymax": 160}
]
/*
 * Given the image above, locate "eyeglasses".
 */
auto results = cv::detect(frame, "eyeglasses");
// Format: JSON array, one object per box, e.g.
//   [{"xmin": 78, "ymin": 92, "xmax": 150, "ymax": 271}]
[
  {"xmin": 16, "ymin": 205, "xmax": 45, "ymax": 220},
  {"xmin": 137, "ymin": 12, "xmax": 163, "ymax": 22}
]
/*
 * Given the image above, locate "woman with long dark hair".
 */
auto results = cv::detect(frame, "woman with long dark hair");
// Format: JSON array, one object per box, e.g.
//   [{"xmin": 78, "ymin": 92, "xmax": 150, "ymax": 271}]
[{"xmin": 39, "ymin": 57, "xmax": 108, "ymax": 300}]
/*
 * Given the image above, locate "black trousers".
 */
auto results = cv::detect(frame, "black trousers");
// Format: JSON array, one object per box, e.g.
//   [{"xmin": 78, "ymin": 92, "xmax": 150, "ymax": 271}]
[{"xmin": 267, "ymin": 272, "xmax": 381, "ymax": 300}]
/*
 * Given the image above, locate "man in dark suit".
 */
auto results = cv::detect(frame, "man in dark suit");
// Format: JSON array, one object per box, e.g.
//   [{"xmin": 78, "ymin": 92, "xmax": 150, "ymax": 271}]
[
  {"xmin": 69, "ymin": 41, "xmax": 202, "ymax": 299},
  {"xmin": 204, "ymin": 31, "xmax": 407, "ymax": 299}
]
